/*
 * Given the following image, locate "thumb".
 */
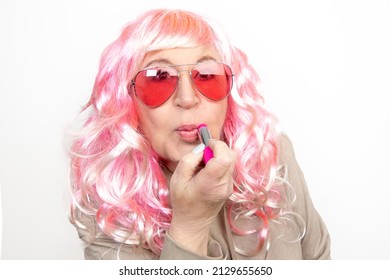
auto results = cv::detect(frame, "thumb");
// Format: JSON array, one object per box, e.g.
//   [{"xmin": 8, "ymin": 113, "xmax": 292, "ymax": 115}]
[{"xmin": 173, "ymin": 143, "xmax": 205, "ymax": 183}]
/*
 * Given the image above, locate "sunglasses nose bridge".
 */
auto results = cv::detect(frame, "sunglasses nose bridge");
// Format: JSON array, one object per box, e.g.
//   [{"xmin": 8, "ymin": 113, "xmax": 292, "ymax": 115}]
[
  {"xmin": 177, "ymin": 68, "xmax": 192, "ymax": 80},
  {"xmin": 176, "ymin": 68, "xmax": 196, "ymax": 87},
  {"xmin": 173, "ymin": 68, "xmax": 201, "ymax": 107}
]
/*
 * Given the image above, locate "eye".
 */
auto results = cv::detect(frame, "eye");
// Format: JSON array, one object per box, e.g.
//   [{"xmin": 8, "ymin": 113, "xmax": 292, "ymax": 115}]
[
  {"xmin": 193, "ymin": 70, "xmax": 215, "ymax": 81},
  {"xmin": 145, "ymin": 68, "xmax": 175, "ymax": 82},
  {"xmin": 154, "ymin": 69, "xmax": 172, "ymax": 81}
]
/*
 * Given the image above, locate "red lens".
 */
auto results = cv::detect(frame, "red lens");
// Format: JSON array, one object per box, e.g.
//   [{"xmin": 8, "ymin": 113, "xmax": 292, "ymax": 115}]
[
  {"xmin": 134, "ymin": 67, "xmax": 178, "ymax": 107},
  {"xmin": 191, "ymin": 63, "xmax": 233, "ymax": 100},
  {"xmin": 132, "ymin": 62, "xmax": 233, "ymax": 107}
]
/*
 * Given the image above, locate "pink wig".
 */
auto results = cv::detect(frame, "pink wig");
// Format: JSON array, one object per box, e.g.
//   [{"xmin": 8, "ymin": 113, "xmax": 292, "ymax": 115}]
[{"xmin": 69, "ymin": 9, "xmax": 303, "ymax": 256}]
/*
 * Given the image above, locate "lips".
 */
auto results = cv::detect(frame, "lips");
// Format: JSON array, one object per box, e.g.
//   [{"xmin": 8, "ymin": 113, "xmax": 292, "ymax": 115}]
[{"xmin": 176, "ymin": 124, "xmax": 200, "ymax": 142}]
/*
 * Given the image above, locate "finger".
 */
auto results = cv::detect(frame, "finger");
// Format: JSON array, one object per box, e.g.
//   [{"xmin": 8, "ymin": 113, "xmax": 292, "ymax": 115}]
[
  {"xmin": 200, "ymin": 139, "xmax": 237, "ymax": 179},
  {"xmin": 173, "ymin": 144, "xmax": 205, "ymax": 183},
  {"xmin": 207, "ymin": 139, "xmax": 236, "ymax": 168}
]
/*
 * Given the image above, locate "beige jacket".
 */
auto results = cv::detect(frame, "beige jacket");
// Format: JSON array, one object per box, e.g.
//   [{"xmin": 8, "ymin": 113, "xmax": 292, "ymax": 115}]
[{"xmin": 73, "ymin": 135, "xmax": 331, "ymax": 260}]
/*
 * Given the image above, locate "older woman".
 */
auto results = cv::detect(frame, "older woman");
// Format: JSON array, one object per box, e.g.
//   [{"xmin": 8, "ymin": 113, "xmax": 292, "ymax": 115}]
[{"xmin": 69, "ymin": 9, "xmax": 330, "ymax": 260}]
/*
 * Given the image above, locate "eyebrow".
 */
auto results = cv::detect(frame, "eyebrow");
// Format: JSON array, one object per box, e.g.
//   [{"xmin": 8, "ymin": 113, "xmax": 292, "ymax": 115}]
[{"xmin": 143, "ymin": 55, "xmax": 217, "ymax": 68}]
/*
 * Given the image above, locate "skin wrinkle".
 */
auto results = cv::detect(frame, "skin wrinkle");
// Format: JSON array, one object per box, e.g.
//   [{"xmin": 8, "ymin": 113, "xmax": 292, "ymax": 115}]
[{"xmin": 136, "ymin": 46, "xmax": 228, "ymax": 172}]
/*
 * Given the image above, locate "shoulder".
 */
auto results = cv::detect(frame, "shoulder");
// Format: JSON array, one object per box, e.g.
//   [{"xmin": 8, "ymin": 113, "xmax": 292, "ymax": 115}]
[{"xmin": 278, "ymin": 133, "xmax": 299, "ymax": 167}]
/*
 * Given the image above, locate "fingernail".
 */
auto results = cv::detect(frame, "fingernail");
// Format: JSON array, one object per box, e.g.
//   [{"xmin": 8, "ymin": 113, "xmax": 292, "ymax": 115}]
[{"xmin": 192, "ymin": 143, "xmax": 205, "ymax": 155}]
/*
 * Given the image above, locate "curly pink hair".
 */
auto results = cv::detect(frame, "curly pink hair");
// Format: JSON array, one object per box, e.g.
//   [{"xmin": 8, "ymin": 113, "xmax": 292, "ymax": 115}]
[{"xmin": 69, "ymin": 9, "xmax": 300, "ymax": 256}]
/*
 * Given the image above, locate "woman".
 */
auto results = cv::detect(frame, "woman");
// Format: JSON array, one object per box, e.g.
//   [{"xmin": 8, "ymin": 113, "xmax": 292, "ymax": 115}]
[{"xmin": 69, "ymin": 9, "xmax": 330, "ymax": 259}]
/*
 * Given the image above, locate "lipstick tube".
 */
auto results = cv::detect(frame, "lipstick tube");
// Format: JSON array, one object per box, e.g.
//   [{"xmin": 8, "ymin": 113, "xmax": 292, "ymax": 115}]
[{"xmin": 197, "ymin": 124, "xmax": 214, "ymax": 164}]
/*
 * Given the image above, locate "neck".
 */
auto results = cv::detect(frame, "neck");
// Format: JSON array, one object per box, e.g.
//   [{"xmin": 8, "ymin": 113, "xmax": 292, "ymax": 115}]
[{"xmin": 160, "ymin": 161, "xmax": 174, "ymax": 183}]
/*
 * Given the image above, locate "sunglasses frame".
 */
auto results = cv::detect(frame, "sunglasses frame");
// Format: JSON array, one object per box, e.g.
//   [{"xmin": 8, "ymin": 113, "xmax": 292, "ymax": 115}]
[{"xmin": 129, "ymin": 61, "xmax": 234, "ymax": 107}]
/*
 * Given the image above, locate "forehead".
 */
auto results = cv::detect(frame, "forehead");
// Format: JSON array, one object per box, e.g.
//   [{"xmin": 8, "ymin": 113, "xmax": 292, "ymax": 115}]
[{"xmin": 141, "ymin": 46, "xmax": 221, "ymax": 68}]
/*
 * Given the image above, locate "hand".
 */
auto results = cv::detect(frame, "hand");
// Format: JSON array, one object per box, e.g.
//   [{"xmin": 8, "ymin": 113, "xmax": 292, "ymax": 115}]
[{"xmin": 168, "ymin": 139, "xmax": 236, "ymax": 255}]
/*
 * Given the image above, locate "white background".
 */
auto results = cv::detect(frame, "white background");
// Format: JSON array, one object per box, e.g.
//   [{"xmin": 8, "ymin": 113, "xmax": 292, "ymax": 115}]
[{"xmin": 0, "ymin": 0, "xmax": 389, "ymax": 259}]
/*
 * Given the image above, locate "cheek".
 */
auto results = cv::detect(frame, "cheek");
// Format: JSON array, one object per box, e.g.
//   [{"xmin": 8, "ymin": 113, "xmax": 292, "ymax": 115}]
[
  {"xmin": 213, "ymin": 101, "xmax": 229, "ymax": 137},
  {"xmin": 136, "ymin": 105, "xmax": 155, "ymax": 136},
  {"xmin": 137, "ymin": 107, "xmax": 168, "ymax": 149}
]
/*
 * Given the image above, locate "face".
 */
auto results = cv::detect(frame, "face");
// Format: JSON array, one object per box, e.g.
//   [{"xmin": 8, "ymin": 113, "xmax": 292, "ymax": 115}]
[{"xmin": 134, "ymin": 46, "xmax": 229, "ymax": 171}]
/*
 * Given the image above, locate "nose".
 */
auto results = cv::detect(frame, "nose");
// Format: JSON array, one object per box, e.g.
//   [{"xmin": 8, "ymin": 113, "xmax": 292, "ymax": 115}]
[{"xmin": 173, "ymin": 71, "xmax": 199, "ymax": 109}]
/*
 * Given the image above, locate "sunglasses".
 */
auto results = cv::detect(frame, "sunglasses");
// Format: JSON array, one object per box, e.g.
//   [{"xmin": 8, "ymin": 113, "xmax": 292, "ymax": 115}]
[{"xmin": 129, "ymin": 62, "xmax": 234, "ymax": 107}]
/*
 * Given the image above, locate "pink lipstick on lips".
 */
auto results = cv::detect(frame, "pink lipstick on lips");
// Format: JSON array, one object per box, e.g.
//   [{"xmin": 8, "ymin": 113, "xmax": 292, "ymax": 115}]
[{"xmin": 197, "ymin": 124, "xmax": 214, "ymax": 164}]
